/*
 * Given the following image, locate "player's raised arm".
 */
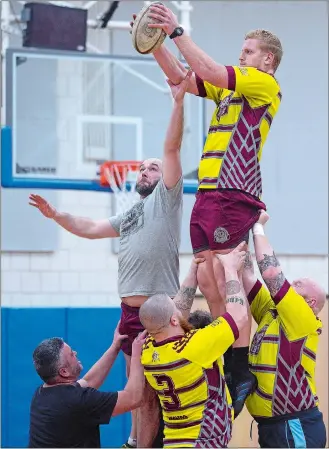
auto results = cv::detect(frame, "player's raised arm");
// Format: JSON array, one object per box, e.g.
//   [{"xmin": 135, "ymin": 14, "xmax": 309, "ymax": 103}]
[
  {"xmin": 129, "ymin": 13, "xmax": 198, "ymax": 95},
  {"xmin": 217, "ymin": 242, "xmax": 249, "ymax": 332},
  {"xmin": 161, "ymin": 71, "xmax": 192, "ymax": 189},
  {"xmin": 29, "ymin": 194, "xmax": 120, "ymax": 239},
  {"xmin": 242, "ymin": 250, "xmax": 275, "ymax": 324},
  {"xmin": 252, "ymin": 211, "xmax": 286, "ymax": 298},
  {"xmin": 173, "ymin": 257, "xmax": 204, "ymax": 319},
  {"xmin": 78, "ymin": 322, "xmax": 128, "ymax": 389},
  {"xmin": 148, "ymin": 5, "xmax": 282, "ymax": 100},
  {"xmin": 252, "ymin": 211, "xmax": 324, "ymax": 338},
  {"xmin": 148, "ymin": 4, "xmax": 228, "ymax": 89},
  {"xmin": 112, "ymin": 331, "xmax": 147, "ymax": 416},
  {"xmin": 153, "ymin": 46, "xmax": 199, "ymax": 95}
]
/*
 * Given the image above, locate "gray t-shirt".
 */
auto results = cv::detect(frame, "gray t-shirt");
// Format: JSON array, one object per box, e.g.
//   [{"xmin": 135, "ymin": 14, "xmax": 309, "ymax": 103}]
[{"xmin": 109, "ymin": 177, "xmax": 183, "ymax": 298}]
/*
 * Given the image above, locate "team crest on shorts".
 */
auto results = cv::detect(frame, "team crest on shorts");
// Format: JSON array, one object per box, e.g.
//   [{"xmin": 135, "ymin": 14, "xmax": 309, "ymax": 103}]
[
  {"xmin": 152, "ymin": 351, "xmax": 160, "ymax": 363},
  {"xmin": 216, "ymin": 92, "xmax": 233, "ymax": 121},
  {"xmin": 214, "ymin": 226, "xmax": 230, "ymax": 243}
]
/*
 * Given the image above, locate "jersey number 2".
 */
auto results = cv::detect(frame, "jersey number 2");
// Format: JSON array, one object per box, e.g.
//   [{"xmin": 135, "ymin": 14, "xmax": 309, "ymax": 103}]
[{"xmin": 153, "ymin": 374, "xmax": 180, "ymax": 411}]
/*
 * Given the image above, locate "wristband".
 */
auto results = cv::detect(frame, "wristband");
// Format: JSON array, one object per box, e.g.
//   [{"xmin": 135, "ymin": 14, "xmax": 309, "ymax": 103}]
[{"xmin": 252, "ymin": 223, "xmax": 265, "ymax": 236}]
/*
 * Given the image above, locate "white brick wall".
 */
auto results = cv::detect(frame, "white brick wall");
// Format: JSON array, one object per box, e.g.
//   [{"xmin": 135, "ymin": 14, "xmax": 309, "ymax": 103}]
[{"xmin": 1, "ymin": 246, "xmax": 328, "ymax": 307}]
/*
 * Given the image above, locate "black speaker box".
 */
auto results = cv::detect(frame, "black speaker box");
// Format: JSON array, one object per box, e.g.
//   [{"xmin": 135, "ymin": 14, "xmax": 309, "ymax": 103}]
[{"xmin": 22, "ymin": 2, "xmax": 87, "ymax": 52}]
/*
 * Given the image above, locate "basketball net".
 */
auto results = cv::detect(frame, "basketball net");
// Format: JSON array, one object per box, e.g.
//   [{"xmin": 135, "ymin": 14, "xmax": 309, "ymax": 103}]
[{"xmin": 102, "ymin": 162, "xmax": 140, "ymax": 215}]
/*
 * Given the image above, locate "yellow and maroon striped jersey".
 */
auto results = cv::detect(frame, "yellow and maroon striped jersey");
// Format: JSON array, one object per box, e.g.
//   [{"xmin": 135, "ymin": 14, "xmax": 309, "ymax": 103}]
[
  {"xmin": 246, "ymin": 280, "xmax": 322, "ymax": 418},
  {"xmin": 196, "ymin": 66, "xmax": 282, "ymax": 197},
  {"xmin": 141, "ymin": 313, "xmax": 238, "ymax": 448}
]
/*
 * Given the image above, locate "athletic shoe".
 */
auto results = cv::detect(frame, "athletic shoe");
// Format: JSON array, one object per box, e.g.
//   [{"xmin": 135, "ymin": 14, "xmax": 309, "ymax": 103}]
[
  {"xmin": 232, "ymin": 372, "xmax": 257, "ymax": 418},
  {"xmin": 121, "ymin": 442, "xmax": 136, "ymax": 448}
]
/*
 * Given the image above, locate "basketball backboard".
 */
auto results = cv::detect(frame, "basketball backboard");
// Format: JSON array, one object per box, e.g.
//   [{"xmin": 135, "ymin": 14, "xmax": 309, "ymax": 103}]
[{"xmin": 2, "ymin": 48, "xmax": 205, "ymax": 193}]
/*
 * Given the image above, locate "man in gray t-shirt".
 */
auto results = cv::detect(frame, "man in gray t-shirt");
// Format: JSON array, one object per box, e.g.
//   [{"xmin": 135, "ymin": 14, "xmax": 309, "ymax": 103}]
[
  {"xmin": 29, "ymin": 71, "xmax": 193, "ymax": 448},
  {"xmin": 110, "ymin": 174, "xmax": 182, "ymax": 299}
]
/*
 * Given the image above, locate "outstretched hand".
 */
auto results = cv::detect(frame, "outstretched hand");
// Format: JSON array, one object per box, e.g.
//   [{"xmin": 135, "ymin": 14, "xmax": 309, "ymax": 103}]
[
  {"xmin": 29, "ymin": 194, "xmax": 57, "ymax": 219},
  {"xmin": 167, "ymin": 70, "xmax": 193, "ymax": 102}
]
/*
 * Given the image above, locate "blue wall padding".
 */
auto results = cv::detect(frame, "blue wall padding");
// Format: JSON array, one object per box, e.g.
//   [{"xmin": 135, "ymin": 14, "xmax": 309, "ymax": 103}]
[{"xmin": 1, "ymin": 307, "xmax": 131, "ymax": 448}]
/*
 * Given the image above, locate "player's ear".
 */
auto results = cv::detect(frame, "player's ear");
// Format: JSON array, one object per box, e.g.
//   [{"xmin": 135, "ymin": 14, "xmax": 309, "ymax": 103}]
[
  {"xmin": 58, "ymin": 366, "xmax": 70, "ymax": 378},
  {"xmin": 264, "ymin": 52, "xmax": 274, "ymax": 67},
  {"xmin": 306, "ymin": 297, "xmax": 316, "ymax": 309},
  {"xmin": 170, "ymin": 314, "xmax": 179, "ymax": 326}
]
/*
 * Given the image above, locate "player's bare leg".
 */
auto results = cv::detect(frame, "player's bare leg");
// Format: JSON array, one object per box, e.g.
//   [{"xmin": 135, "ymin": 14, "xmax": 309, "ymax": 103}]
[
  {"xmin": 213, "ymin": 248, "xmax": 257, "ymax": 418},
  {"xmin": 122, "ymin": 354, "xmax": 137, "ymax": 448},
  {"xmin": 136, "ymin": 382, "xmax": 160, "ymax": 448},
  {"xmin": 194, "ymin": 249, "xmax": 226, "ymax": 319}
]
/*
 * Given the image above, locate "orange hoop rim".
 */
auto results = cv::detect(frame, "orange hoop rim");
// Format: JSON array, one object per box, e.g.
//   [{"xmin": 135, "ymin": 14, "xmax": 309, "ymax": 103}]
[{"xmin": 100, "ymin": 160, "xmax": 141, "ymax": 187}]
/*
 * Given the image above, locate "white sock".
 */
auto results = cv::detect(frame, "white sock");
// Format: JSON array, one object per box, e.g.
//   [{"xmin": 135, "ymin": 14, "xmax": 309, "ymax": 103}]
[{"xmin": 128, "ymin": 437, "xmax": 137, "ymax": 447}]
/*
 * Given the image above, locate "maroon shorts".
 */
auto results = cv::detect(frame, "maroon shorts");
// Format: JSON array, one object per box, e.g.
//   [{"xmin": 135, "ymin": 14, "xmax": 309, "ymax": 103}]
[
  {"xmin": 119, "ymin": 302, "xmax": 144, "ymax": 356},
  {"xmin": 190, "ymin": 189, "xmax": 266, "ymax": 253}
]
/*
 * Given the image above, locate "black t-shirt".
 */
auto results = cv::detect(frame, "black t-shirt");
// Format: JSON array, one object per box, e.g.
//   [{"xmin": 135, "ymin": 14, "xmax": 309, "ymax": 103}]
[{"xmin": 28, "ymin": 382, "xmax": 118, "ymax": 448}]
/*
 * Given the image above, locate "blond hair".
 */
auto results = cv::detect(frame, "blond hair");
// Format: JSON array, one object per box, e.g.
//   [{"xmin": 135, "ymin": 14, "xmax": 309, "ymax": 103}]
[{"xmin": 245, "ymin": 29, "xmax": 283, "ymax": 71}]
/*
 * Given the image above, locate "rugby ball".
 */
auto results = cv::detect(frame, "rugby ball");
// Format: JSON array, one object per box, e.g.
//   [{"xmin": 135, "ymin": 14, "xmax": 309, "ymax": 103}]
[{"xmin": 132, "ymin": 1, "xmax": 167, "ymax": 54}]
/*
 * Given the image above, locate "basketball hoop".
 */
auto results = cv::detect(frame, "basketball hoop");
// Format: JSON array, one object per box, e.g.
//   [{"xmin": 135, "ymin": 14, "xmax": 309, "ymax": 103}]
[{"xmin": 100, "ymin": 161, "xmax": 141, "ymax": 214}]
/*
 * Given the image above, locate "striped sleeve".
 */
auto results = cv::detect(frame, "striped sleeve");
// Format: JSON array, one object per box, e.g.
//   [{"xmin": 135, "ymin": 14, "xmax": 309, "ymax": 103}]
[
  {"xmin": 195, "ymin": 74, "xmax": 223, "ymax": 103},
  {"xmin": 225, "ymin": 66, "xmax": 280, "ymax": 103},
  {"xmin": 183, "ymin": 313, "xmax": 238, "ymax": 368},
  {"xmin": 248, "ymin": 280, "xmax": 275, "ymax": 324}
]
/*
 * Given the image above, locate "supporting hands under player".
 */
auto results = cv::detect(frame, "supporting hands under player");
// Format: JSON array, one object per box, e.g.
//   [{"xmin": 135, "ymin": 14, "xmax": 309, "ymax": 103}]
[
  {"xmin": 216, "ymin": 242, "xmax": 248, "ymax": 334},
  {"xmin": 252, "ymin": 211, "xmax": 286, "ymax": 297},
  {"xmin": 112, "ymin": 321, "xmax": 129, "ymax": 351},
  {"xmin": 78, "ymin": 323, "xmax": 127, "ymax": 390},
  {"xmin": 174, "ymin": 257, "xmax": 205, "ymax": 319}
]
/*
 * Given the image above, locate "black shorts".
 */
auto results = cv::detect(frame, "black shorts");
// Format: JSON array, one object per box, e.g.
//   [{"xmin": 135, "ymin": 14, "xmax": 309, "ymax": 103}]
[{"xmin": 256, "ymin": 407, "xmax": 327, "ymax": 448}]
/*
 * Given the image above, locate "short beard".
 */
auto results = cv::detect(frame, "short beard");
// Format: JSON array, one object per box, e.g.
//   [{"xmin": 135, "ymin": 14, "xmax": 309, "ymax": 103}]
[
  {"xmin": 136, "ymin": 180, "xmax": 158, "ymax": 197},
  {"xmin": 179, "ymin": 317, "xmax": 194, "ymax": 334}
]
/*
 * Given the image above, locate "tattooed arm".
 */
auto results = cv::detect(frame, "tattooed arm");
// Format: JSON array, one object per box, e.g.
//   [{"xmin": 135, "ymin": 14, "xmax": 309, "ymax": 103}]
[
  {"xmin": 216, "ymin": 242, "xmax": 248, "ymax": 332},
  {"xmin": 242, "ymin": 249, "xmax": 276, "ymax": 324},
  {"xmin": 241, "ymin": 250, "xmax": 258, "ymax": 296},
  {"xmin": 253, "ymin": 212, "xmax": 321, "ymax": 338},
  {"xmin": 252, "ymin": 212, "xmax": 286, "ymax": 298},
  {"xmin": 173, "ymin": 258, "xmax": 204, "ymax": 319}
]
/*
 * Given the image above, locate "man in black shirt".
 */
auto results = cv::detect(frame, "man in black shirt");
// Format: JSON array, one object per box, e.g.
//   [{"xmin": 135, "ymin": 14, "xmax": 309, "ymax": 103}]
[{"xmin": 29, "ymin": 323, "xmax": 146, "ymax": 448}]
